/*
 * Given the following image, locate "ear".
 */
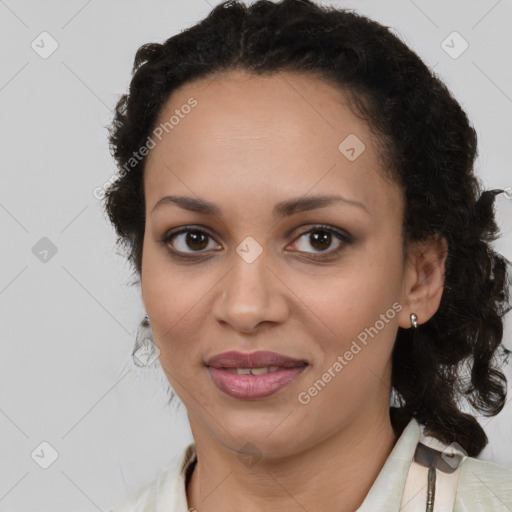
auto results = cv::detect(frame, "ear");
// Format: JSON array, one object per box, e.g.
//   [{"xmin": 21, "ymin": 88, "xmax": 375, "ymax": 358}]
[{"xmin": 397, "ymin": 233, "xmax": 448, "ymax": 329}]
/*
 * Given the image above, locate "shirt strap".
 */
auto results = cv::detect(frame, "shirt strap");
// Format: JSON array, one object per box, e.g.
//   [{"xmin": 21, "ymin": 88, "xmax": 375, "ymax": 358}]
[{"xmin": 399, "ymin": 424, "xmax": 466, "ymax": 512}]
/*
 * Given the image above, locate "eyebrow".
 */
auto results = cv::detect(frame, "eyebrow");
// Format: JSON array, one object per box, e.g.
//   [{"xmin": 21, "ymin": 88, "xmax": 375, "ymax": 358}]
[{"xmin": 151, "ymin": 194, "xmax": 369, "ymax": 217}]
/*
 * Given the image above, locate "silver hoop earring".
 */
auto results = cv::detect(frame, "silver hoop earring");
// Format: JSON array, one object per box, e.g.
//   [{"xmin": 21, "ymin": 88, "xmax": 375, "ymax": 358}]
[
  {"xmin": 410, "ymin": 312, "xmax": 419, "ymax": 329},
  {"xmin": 132, "ymin": 313, "xmax": 159, "ymax": 367}
]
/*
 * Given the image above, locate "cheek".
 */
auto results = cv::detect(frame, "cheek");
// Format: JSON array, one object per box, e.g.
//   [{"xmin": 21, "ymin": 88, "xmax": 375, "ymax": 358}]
[
  {"xmin": 141, "ymin": 247, "xmax": 207, "ymax": 362},
  {"xmin": 308, "ymin": 257, "xmax": 400, "ymax": 341},
  {"xmin": 305, "ymin": 249, "xmax": 401, "ymax": 385}
]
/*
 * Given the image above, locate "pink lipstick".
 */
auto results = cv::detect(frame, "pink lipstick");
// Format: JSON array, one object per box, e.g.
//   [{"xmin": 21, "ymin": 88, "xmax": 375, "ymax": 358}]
[{"xmin": 205, "ymin": 350, "xmax": 308, "ymax": 399}]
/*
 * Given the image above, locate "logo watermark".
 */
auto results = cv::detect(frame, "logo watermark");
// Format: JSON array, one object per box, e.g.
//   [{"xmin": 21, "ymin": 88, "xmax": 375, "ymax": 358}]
[{"xmin": 297, "ymin": 301, "xmax": 403, "ymax": 405}]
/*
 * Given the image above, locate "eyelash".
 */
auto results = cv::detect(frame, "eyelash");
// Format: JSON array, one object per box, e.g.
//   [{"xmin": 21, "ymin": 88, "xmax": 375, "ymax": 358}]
[{"xmin": 160, "ymin": 224, "xmax": 352, "ymax": 262}]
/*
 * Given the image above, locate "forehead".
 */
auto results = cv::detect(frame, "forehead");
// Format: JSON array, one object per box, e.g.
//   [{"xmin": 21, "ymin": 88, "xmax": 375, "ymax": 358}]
[
  {"xmin": 147, "ymin": 69, "xmax": 371, "ymax": 158},
  {"xmin": 143, "ymin": 69, "xmax": 399, "ymax": 219}
]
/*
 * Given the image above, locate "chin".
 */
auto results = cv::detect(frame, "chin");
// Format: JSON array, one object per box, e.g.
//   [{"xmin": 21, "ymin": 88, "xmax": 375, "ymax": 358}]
[{"xmin": 207, "ymin": 417, "xmax": 308, "ymax": 460}]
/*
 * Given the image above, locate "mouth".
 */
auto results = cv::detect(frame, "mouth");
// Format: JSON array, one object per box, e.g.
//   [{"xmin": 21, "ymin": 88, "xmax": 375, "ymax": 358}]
[
  {"xmin": 205, "ymin": 350, "xmax": 309, "ymax": 400},
  {"xmin": 221, "ymin": 366, "xmax": 294, "ymax": 375},
  {"xmin": 205, "ymin": 350, "xmax": 308, "ymax": 369}
]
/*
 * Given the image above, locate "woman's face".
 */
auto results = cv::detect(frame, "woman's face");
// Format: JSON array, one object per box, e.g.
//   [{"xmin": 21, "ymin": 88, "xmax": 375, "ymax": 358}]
[{"xmin": 141, "ymin": 69, "xmax": 413, "ymax": 457}]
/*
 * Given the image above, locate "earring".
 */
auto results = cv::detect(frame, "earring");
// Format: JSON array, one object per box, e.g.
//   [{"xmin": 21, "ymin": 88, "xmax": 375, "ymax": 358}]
[
  {"xmin": 410, "ymin": 312, "xmax": 419, "ymax": 329},
  {"xmin": 132, "ymin": 313, "xmax": 160, "ymax": 367}
]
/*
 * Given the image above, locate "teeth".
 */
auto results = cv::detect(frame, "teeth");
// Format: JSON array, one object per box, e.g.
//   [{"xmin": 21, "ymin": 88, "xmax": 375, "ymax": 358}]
[
  {"xmin": 250, "ymin": 367, "xmax": 270, "ymax": 375},
  {"xmin": 229, "ymin": 366, "xmax": 281, "ymax": 375}
]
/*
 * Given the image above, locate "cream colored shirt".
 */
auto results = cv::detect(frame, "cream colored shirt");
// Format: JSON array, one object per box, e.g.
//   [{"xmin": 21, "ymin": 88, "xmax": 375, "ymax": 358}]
[{"xmin": 108, "ymin": 418, "xmax": 512, "ymax": 511}]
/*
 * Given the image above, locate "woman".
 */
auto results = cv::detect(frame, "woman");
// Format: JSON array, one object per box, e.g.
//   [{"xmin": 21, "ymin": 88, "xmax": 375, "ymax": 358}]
[{"xmin": 104, "ymin": 0, "xmax": 512, "ymax": 510}]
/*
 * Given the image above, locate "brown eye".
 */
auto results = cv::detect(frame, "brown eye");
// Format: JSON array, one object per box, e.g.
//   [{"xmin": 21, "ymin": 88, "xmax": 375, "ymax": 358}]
[
  {"xmin": 163, "ymin": 228, "xmax": 219, "ymax": 254},
  {"xmin": 308, "ymin": 230, "xmax": 332, "ymax": 251},
  {"xmin": 183, "ymin": 231, "xmax": 209, "ymax": 251},
  {"xmin": 160, "ymin": 224, "xmax": 352, "ymax": 261},
  {"xmin": 290, "ymin": 225, "xmax": 350, "ymax": 256}
]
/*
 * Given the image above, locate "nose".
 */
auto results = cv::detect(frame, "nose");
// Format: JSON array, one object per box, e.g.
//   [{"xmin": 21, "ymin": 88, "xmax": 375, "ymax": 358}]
[{"xmin": 212, "ymin": 252, "xmax": 289, "ymax": 334}]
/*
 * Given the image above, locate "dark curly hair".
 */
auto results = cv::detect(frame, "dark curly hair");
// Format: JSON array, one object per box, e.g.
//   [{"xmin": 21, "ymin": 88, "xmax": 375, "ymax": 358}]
[{"xmin": 103, "ymin": 0, "xmax": 511, "ymax": 456}]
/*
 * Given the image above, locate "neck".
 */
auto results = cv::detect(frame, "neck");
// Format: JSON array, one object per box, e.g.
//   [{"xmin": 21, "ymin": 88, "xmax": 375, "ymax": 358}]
[{"xmin": 186, "ymin": 406, "xmax": 404, "ymax": 512}]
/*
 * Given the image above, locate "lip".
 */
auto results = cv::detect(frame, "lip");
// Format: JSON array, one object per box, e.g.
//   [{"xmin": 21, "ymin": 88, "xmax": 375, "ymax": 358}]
[
  {"xmin": 205, "ymin": 350, "xmax": 308, "ymax": 400},
  {"xmin": 205, "ymin": 350, "xmax": 308, "ymax": 369}
]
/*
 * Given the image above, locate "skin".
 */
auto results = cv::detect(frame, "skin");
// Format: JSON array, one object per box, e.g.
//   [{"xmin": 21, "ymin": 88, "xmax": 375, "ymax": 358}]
[{"xmin": 140, "ymin": 69, "xmax": 448, "ymax": 512}]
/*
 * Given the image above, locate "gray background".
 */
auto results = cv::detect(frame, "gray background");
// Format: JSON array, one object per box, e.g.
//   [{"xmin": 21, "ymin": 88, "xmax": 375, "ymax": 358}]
[{"xmin": 1, "ymin": 0, "xmax": 511, "ymax": 510}]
